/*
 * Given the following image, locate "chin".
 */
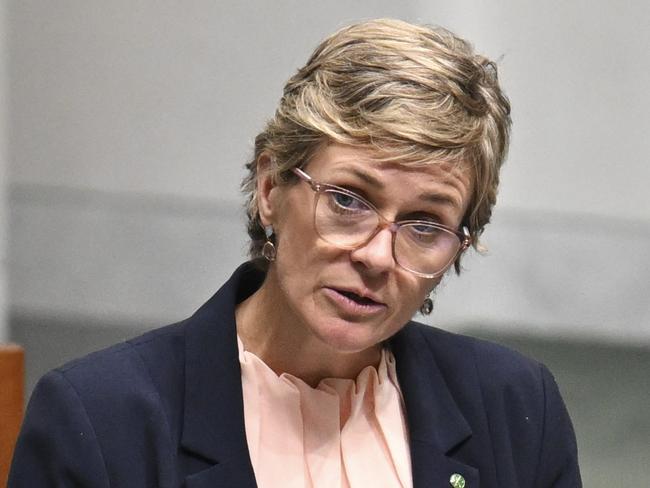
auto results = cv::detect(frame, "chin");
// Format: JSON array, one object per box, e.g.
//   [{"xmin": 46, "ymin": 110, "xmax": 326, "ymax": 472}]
[{"xmin": 311, "ymin": 318, "xmax": 386, "ymax": 355}]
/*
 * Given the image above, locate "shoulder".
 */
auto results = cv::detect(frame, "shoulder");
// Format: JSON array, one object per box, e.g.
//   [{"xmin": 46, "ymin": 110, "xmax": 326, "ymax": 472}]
[
  {"xmin": 404, "ymin": 321, "xmax": 546, "ymax": 394},
  {"xmin": 54, "ymin": 320, "xmax": 187, "ymax": 395},
  {"xmin": 10, "ymin": 321, "xmax": 192, "ymax": 486},
  {"xmin": 33, "ymin": 320, "xmax": 189, "ymax": 441},
  {"xmin": 399, "ymin": 322, "xmax": 580, "ymax": 486},
  {"xmin": 399, "ymin": 322, "xmax": 555, "ymax": 447}
]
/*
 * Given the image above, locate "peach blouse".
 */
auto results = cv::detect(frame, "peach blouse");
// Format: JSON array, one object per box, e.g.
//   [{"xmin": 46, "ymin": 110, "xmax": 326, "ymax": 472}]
[{"xmin": 238, "ymin": 337, "xmax": 413, "ymax": 488}]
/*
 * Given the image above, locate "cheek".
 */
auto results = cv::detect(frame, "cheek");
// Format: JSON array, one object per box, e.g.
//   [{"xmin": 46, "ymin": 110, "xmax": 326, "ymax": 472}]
[
  {"xmin": 272, "ymin": 196, "xmax": 309, "ymax": 252},
  {"xmin": 272, "ymin": 204, "xmax": 329, "ymax": 287},
  {"xmin": 275, "ymin": 215, "xmax": 318, "ymax": 266},
  {"xmin": 395, "ymin": 276, "xmax": 437, "ymax": 316},
  {"xmin": 274, "ymin": 193, "xmax": 340, "ymax": 268}
]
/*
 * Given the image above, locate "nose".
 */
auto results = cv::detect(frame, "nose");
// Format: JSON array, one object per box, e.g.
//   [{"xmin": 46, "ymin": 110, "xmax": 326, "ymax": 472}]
[{"xmin": 349, "ymin": 227, "xmax": 395, "ymax": 275}]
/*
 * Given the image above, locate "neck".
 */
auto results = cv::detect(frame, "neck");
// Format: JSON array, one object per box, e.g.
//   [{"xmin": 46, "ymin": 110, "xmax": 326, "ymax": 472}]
[{"xmin": 235, "ymin": 270, "xmax": 382, "ymax": 388}]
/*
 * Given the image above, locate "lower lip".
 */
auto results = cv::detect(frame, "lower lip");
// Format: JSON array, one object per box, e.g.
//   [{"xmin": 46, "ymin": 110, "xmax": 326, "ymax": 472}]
[{"xmin": 323, "ymin": 288, "xmax": 387, "ymax": 317}]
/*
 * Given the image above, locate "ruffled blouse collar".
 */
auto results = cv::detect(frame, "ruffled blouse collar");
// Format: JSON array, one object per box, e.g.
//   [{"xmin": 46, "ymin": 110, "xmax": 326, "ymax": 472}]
[{"xmin": 238, "ymin": 336, "xmax": 413, "ymax": 488}]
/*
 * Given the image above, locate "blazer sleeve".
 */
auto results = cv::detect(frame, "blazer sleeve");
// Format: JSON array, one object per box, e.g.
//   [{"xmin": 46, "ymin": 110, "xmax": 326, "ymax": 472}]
[
  {"xmin": 534, "ymin": 364, "xmax": 582, "ymax": 488},
  {"xmin": 8, "ymin": 369, "xmax": 110, "ymax": 487}
]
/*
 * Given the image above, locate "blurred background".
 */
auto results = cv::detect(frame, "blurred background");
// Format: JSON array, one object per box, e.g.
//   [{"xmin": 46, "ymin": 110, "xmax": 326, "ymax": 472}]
[{"xmin": 0, "ymin": 0, "xmax": 648, "ymax": 485}]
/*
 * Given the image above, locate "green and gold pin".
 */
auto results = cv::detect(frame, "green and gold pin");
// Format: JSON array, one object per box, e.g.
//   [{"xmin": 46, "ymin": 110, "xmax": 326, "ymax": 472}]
[{"xmin": 449, "ymin": 473, "xmax": 466, "ymax": 488}]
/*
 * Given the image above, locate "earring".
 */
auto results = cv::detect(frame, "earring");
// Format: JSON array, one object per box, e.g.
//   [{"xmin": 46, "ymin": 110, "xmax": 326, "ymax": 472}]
[
  {"xmin": 262, "ymin": 225, "xmax": 276, "ymax": 262},
  {"xmin": 419, "ymin": 291, "xmax": 433, "ymax": 315}
]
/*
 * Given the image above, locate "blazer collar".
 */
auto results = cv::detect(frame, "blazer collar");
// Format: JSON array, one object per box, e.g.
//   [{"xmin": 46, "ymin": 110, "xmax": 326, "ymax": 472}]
[
  {"xmin": 391, "ymin": 325, "xmax": 479, "ymax": 487},
  {"xmin": 180, "ymin": 262, "xmax": 479, "ymax": 487},
  {"xmin": 181, "ymin": 262, "xmax": 262, "ymax": 487}
]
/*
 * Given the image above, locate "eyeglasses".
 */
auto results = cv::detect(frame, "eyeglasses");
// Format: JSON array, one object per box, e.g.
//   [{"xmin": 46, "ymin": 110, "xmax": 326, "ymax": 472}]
[{"xmin": 292, "ymin": 167, "xmax": 471, "ymax": 278}]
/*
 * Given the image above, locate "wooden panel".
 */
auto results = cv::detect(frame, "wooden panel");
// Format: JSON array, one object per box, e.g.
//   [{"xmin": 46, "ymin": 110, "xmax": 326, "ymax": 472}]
[{"xmin": 0, "ymin": 344, "xmax": 24, "ymax": 487}]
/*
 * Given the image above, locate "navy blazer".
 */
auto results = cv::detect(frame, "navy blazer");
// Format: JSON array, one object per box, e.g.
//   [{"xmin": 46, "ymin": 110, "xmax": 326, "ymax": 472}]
[{"xmin": 9, "ymin": 262, "xmax": 581, "ymax": 487}]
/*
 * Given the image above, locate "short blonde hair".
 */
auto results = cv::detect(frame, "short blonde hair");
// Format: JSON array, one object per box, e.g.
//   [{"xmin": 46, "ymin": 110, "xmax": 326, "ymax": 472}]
[{"xmin": 242, "ymin": 18, "xmax": 511, "ymax": 271}]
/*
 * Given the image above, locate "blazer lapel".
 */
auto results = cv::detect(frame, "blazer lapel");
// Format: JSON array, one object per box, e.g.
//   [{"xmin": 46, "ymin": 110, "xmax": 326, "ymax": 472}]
[
  {"xmin": 391, "ymin": 324, "xmax": 480, "ymax": 488},
  {"xmin": 180, "ymin": 263, "xmax": 264, "ymax": 488},
  {"xmin": 177, "ymin": 262, "xmax": 480, "ymax": 487},
  {"xmin": 183, "ymin": 460, "xmax": 257, "ymax": 488}
]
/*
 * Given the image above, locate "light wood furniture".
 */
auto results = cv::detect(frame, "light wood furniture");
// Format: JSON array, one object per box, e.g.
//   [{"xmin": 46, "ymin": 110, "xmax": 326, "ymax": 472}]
[{"xmin": 0, "ymin": 344, "xmax": 24, "ymax": 487}]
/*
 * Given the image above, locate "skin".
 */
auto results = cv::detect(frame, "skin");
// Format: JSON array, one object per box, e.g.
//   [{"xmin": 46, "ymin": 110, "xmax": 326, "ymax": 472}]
[{"xmin": 235, "ymin": 143, "xmax": 472, "ymax": 387}]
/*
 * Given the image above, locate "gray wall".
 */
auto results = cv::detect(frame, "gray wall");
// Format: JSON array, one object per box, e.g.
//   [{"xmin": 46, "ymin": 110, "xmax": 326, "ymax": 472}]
[
  {"xmin": 0, "ymin": 0, "xmax": 8, "ymax": 341},
  {"xmin": 5, "ymin": 1, "xmax": 650, "ymax": 486},
  {"xmin": 7, "ymin": 0, "xmax": 649, "ymax": 344},
  {"xmin": 411, "ymin": 0, "xmax": 650, "ymax": 342},
  {"xmin": 8, "ymin": 0, "xmax": 419, "ymax": 326}
]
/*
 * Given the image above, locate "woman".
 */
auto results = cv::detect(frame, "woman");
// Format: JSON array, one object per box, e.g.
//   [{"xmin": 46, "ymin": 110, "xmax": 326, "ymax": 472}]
[{"xmin": 9, "ymin": 19, "xmax": 581, "ymax": 487}]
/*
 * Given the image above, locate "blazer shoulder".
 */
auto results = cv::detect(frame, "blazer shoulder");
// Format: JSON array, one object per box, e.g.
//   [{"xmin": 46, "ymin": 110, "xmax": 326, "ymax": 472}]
[
  {"xmin": 407, "ymin": 321, "xmax": 545, "ymax": 394},
  {"xmin": 44, "ymin": 320, "xmax": 188, "ymax": 424},
  {"xmin": 13, "ymin": 321, "xmax": 191, "ymax": 487},
  {"xmin": 406, "ymin": 323, "xmax": 580, "ymax": 485},
  {"xmin": 57, "ymin": 320, "xmax": 184, "ymax": 381}
]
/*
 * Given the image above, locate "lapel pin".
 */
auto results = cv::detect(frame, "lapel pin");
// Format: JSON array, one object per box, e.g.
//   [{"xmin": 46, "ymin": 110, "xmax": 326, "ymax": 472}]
[{"xmin": 449, "ymin": 473, "xmax": 466, "ymax": 488}]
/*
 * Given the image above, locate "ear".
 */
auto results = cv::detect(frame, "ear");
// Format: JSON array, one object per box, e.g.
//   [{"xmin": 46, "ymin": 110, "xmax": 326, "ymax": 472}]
[{"xmin": 256, "ymin": 152, "xmax": 278, "ymax": 227}]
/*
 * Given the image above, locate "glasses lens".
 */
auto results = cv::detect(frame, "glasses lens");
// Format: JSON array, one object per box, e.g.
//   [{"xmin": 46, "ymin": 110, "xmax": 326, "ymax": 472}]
[
  {"xmin": 395, "ymin": 223, "xmax": 461, "ymax": 276},
  {"xmin": 315, "ymin": 189, "xmax": 378, "ymax": 247}
]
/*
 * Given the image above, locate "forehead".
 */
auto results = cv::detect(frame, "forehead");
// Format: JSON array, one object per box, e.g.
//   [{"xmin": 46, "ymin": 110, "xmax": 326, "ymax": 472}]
[{"xmin": 304, "ymin": 143, "xmax": 473, "ymax": 213}]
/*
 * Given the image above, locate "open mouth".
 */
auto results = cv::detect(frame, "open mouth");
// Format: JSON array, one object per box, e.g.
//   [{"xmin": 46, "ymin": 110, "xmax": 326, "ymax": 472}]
[
  {"xmin": 324, "ymin": 287, "xmax": 386, "ymax": 316},
  {"xmin": 336, "ymin": 289, "xmax": 381, "ymax": 306}
]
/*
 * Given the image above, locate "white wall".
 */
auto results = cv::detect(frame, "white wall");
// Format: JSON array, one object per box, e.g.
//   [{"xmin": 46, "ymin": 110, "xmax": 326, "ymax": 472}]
[{"xmin": 7, "ymin": 1, "xmax": 650, "ymax": 343}]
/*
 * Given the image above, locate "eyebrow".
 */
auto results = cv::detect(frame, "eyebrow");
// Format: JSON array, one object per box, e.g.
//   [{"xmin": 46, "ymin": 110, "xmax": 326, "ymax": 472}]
[
  {"xmin": 338, "ymin": 166, "xmax": 461, "ymax": 209},
  {"xmin": 418, "ymin": 192, "xmax": 461, "ymax": 209},
  {"xmin": 343, "ymin": 167, "xmax": 385, "ymax": 189}
]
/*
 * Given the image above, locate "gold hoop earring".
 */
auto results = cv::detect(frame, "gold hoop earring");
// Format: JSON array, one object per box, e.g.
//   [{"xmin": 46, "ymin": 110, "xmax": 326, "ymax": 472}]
[
  {"xmin": 419, "ymin": 291, "xmax": 433, "ymax": 315},
  {"xmin": 262, "ymin": 225, "xmax": 276, "ymax": 262}
]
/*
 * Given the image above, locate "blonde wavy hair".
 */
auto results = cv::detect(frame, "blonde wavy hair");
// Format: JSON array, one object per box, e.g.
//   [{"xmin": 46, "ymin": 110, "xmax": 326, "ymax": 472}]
[{"xmin": 242, "ymin": 18, "xmax": 511, "ymax": 272}]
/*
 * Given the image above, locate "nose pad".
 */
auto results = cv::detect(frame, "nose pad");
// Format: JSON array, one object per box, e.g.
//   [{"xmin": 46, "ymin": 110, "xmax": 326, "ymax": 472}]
[{"xmin": 349, "ymin": 227, "xmax": 395, "ymax": 273}]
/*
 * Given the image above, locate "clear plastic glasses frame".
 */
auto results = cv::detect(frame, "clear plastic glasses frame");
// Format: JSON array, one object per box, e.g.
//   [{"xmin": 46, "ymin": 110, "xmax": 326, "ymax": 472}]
[{"xmin": 292, "ymin": 167, "xmax": 471, "ymax": 278}]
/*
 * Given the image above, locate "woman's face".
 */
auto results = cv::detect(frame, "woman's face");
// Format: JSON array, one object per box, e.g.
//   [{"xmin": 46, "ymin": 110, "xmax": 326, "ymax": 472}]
[{"xmin": 258, "ymin": 143, "xmax": 472, "ymax": 355}]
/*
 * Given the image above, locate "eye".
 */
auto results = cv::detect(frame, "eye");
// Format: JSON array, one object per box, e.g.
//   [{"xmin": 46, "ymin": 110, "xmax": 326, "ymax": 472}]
[
  {"xmin": 327, "ymin": 190, "xmax": 371, "ymax": 214},
  {"xmin": 412, "ymin": 223, "xmax": 437, "ymax": 234},
  {"xmin": 401, "ymin": 222, "xmax": 451, "ymax": 246},
  {"xmin": 411, "ymin": 223, "xmax": 440, "ymax": 238}
]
